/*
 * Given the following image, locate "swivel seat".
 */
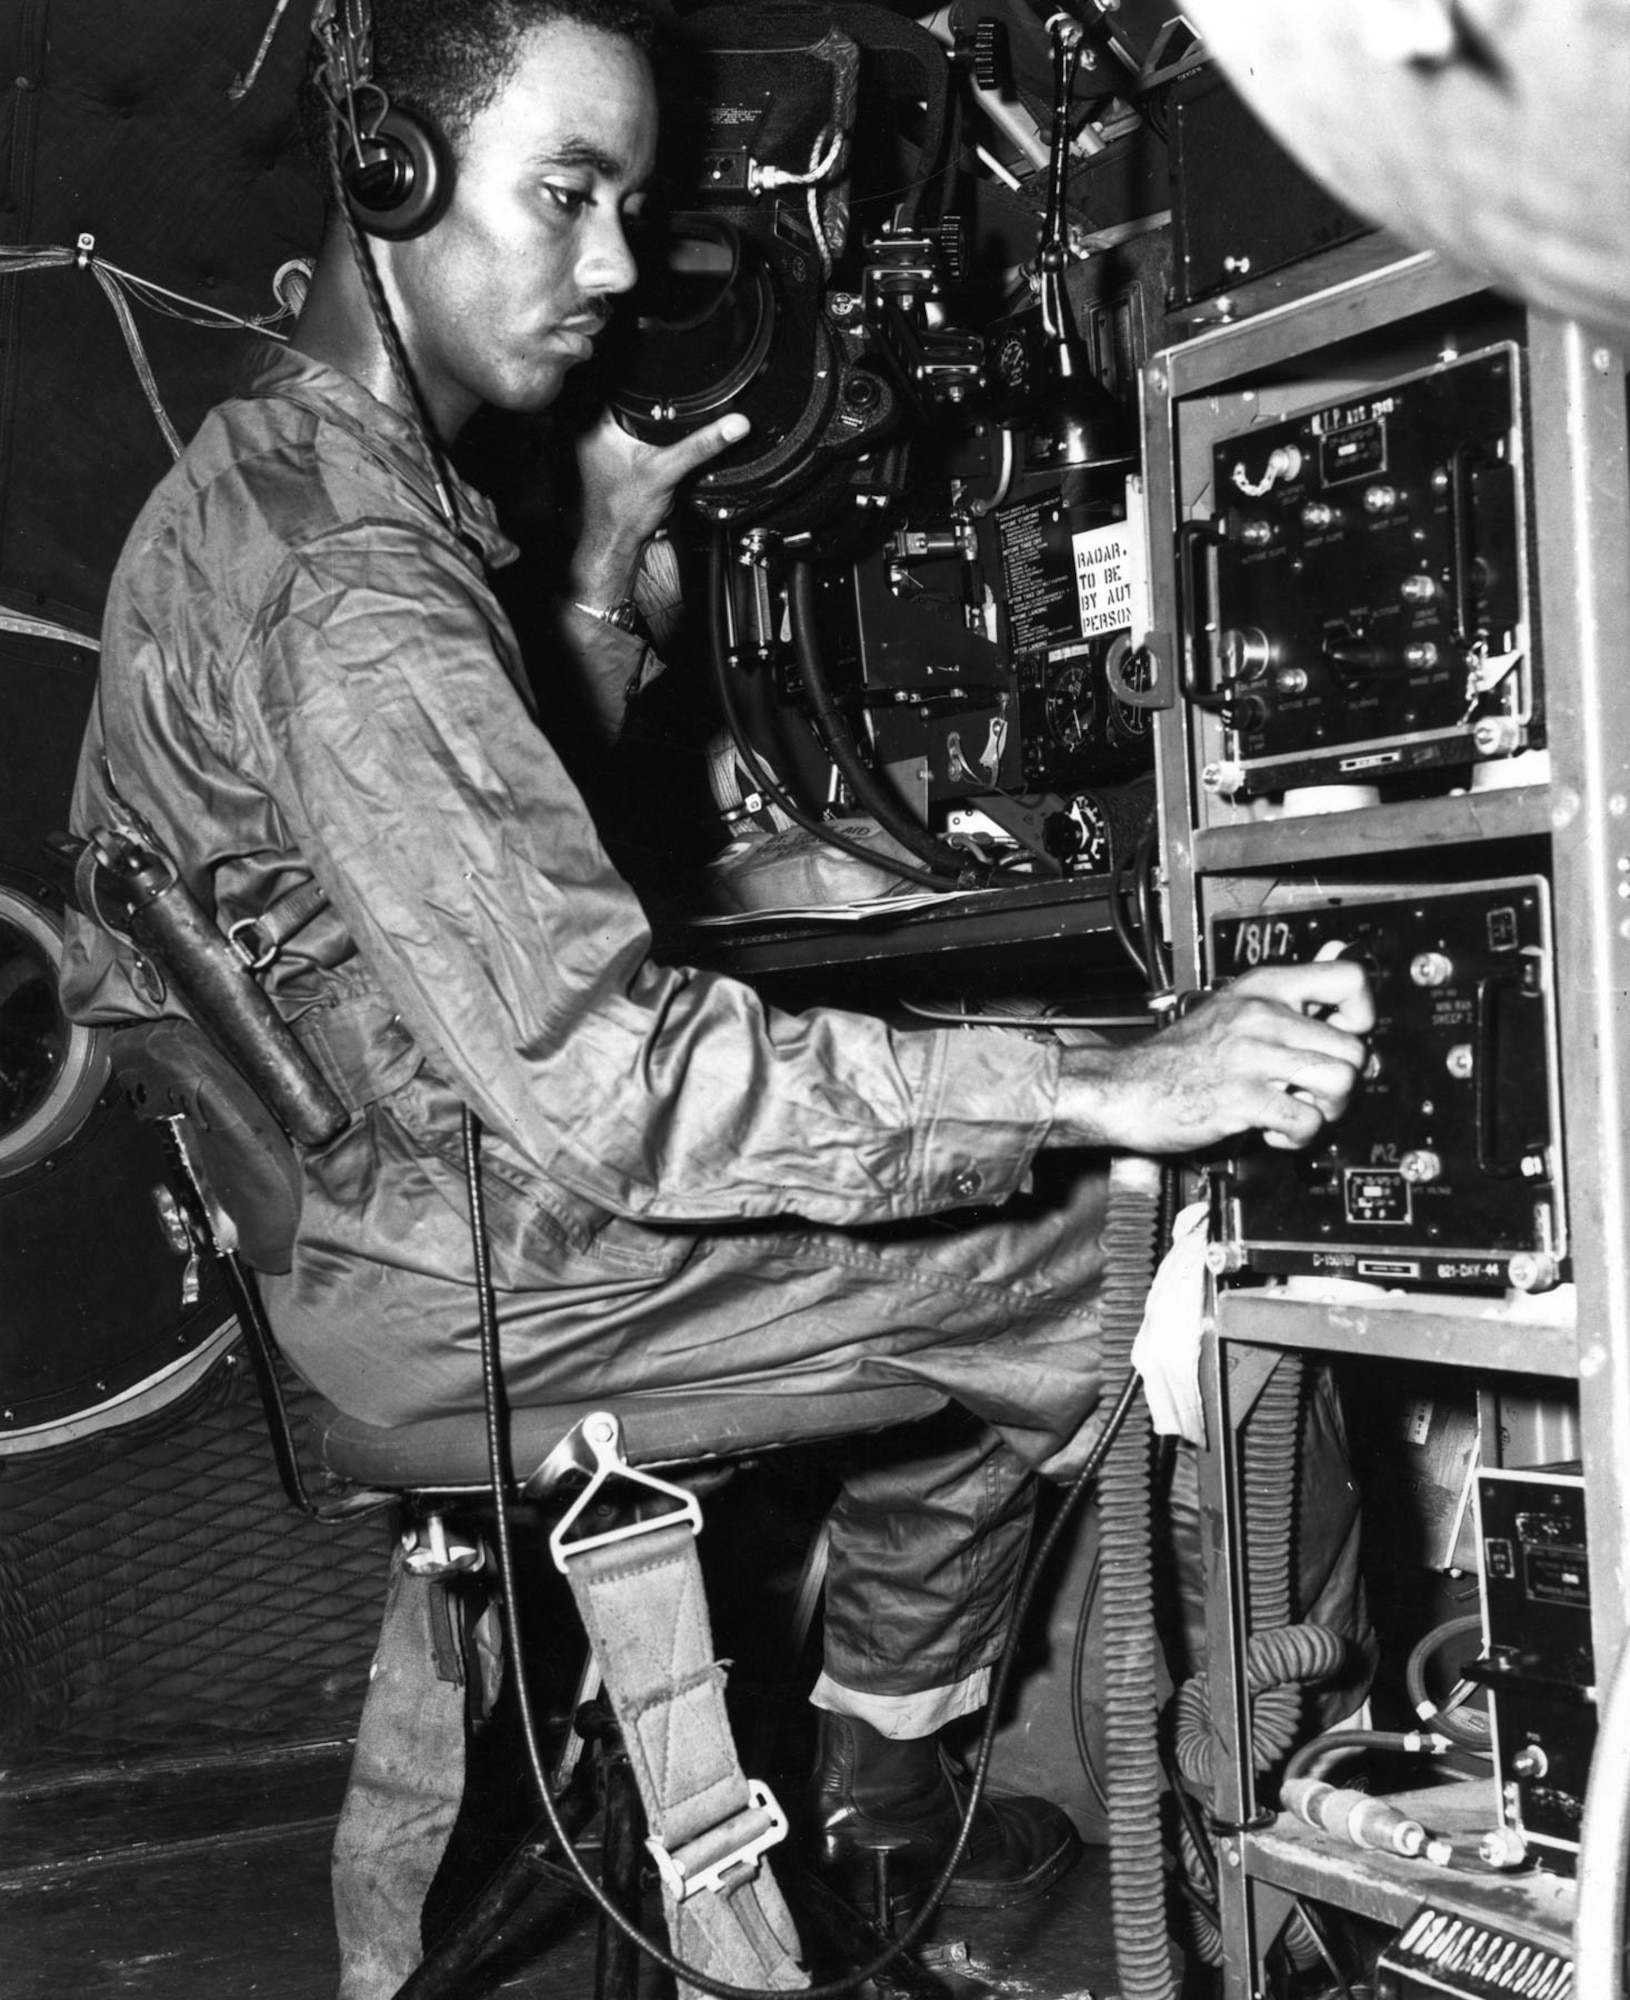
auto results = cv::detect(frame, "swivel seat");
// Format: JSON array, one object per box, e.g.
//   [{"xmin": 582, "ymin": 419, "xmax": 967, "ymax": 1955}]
[{"xmin": 109, "ymin": 1015, "xmax": 946, "ymax": 2000}]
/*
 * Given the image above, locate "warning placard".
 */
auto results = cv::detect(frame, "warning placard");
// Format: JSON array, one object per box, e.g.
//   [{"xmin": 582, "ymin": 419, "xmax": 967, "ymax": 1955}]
[{"xmin": 1071, "ymin": 519, "xmax": 1144, "ymax": 640}]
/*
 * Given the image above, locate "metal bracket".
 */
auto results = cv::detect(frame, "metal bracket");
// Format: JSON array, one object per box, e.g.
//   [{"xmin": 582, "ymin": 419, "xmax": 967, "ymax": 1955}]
[
  {"xmin": 542, "ymin": 1412, "xmax": 704, "ymax": 1575},
  {"xmin": 645, "ymin": 1779, "xmax": 789, "ymax": 1902},
  {"xmin": 402, "ymin": 1511, "xmax": 486, "ymax": 1578},
  {"xmin": 228, "ymin": 915, "xmax": 278, "ymax": 972}
]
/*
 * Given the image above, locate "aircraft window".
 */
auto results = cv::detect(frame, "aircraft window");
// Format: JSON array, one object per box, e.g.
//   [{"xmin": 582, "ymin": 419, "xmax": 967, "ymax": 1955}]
[{"xmin": 0, "ymin": 887, "xmax": 109, "ymax": 1179}]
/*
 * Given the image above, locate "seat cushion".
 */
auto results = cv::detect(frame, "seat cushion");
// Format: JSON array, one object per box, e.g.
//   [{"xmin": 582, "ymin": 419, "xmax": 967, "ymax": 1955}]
[{"xmin": 311, "ymin": 1382, "xmax": 948, "ymax": 1493}]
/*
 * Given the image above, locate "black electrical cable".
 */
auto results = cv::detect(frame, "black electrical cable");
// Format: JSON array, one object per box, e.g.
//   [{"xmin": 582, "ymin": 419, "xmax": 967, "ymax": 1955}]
[
  {"xmin": 1291, "ymin": 1897, "xmax": 1359, "ymax": 2000},
  {"xmin": 1067, "ymin": 1546, "xmax": 1111, "ymax": 1822},
  {"xmin": 1405, "ymin": 1613, "xmax": 1493, "ymax": 1750},
  {"xmin": 787, "ymin": 559, "xmax": 994, "ymax": 889},
  {"xmin": 940, "ymin": 86, "xmax": 965, "ymax": 214},
  {"xmin": 1132, "ymin": 825, "xmax": 1171, "ymax": 994},
  {"xmin": 705, "ymin": 533, "xmax": 962, "ymax": 895},
  {"xmin": 1108, "ymin": 846, "xmax": 1151, "ymax": 980},
  {"xmin": 1165, "ymin": 1746, "xmax": 1219, "ymax": 1895},
  {"xmin": 1167, "ymin": 1860, "xmax": 1219, "ymax": 1927},
  {"xmin": 964, "ymin": 1369, "xmax": 1147, "ymax": 1869},
  {"xmin": 1283, "ymin": 1726, "xmax": 1453, "ymax": 1787},
  {"xmin": 465, "ymin": 1095, "xmax": 1144, "ymax": 2000},
  {"xmin": 1065, "ymin": 1544, "xmax": 1231, "ymax": 1878}
]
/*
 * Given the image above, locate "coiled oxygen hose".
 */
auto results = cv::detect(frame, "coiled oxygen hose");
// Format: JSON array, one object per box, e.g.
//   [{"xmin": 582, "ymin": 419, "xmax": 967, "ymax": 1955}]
[
  {"xmin": 1098, "ymin": 1153, "xmax": 1179, "ymax": 2000},
  {"xmin": 1169, "ymin": 1356, "xmax": 1339, "ymax": 1970}
]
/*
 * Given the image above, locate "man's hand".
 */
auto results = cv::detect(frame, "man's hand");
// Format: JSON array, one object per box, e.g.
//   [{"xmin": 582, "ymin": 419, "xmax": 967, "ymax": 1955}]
[
  {"xmin": 569, "ymin": 409, "xmax": 751, "ymax": 609},
  {"xmin": 1053, "ymin": 960, "xmax": 1375, "ymax": 1156}
]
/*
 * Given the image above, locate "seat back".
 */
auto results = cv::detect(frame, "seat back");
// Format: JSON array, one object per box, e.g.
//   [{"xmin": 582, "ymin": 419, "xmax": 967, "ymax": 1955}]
[{"xmin": 109, "ymin": 1016, "xmax": 388, "ymax": 1519}]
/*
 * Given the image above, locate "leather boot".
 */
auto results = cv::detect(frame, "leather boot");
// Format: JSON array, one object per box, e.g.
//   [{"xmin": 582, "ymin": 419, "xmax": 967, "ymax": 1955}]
[{"xmin": 804, "ymin": 1711, "xmax": 1080, "ymax": 1918}]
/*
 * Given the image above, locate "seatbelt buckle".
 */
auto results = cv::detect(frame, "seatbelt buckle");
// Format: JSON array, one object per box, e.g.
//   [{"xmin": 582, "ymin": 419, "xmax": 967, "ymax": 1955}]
[
  {"xmin": 541, "ymin": 1411, "xmax": 704, "ymax": 1574},
  {"xmin": 645, "ymin": 1779, "xmax": 789, "ymax": 1902}
]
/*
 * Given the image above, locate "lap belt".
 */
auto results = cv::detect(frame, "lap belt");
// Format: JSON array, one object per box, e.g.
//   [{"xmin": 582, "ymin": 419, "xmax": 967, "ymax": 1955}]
[{"xmin": 540, "ymin": 1413, "xmax": 809, "ymax": 1998}]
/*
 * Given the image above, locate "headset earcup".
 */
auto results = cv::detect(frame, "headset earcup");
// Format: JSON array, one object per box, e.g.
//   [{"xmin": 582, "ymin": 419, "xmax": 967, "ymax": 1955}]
[{"xmin": 341, "ymin": 106, "xmax": 452, "ymax": 239}]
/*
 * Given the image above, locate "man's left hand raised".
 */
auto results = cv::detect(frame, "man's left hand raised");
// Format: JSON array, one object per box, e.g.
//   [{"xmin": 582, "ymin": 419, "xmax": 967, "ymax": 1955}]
[{"xmin": 570, "ymin": 409, "xmax": 751, "ymax": 609}]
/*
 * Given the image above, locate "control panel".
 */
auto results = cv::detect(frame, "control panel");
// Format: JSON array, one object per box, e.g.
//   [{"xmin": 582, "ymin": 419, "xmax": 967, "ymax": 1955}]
[
  {"xmin": 1186, "ymin": 344, "xmax": 1535, "ymax": 800},
  {"xmin": 995, "ymin": 491, "xmax": 1156, "ymax": 795},
  {"xmin": 1474, "ymin": 1467, "xmax": 1595, "ymax": 1873},
  {"xmin": 1208, "ymin": 877, "xmax": 1565, "ymax": 1291}
]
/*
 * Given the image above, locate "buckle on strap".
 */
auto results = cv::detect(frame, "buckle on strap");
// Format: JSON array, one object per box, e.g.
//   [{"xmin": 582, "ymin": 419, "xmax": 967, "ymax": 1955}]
[
  {"xmin": 541, "ymin": 1411, "xmax": 703, "ymax": 1574},
  {"xmin": 227, "ymin": 915, "xmax": 280, "ymax": 971},
  {"xmin": 228, "ymin": 878, "xmax": 331, "ymax": 971},
  {"xmin": 645, "ymin": 1780, "xmax": 789, "ymax": 1903}
]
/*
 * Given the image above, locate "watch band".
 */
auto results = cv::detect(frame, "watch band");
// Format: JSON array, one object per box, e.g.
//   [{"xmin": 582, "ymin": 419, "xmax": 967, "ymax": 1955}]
[{"xmin": 571, "ymin": 597, "xmax": 640, "ymax": 633}]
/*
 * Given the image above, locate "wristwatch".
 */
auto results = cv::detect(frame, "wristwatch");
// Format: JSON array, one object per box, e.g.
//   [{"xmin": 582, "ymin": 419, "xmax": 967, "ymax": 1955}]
[{"xmin": 571, "ymin": 597, "xmax": 641, "ymax": 633}]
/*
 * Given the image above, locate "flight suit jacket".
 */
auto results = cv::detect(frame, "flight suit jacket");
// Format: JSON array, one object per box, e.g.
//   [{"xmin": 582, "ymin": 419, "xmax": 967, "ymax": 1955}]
[{"xmin": 61, "ymin": 344, "xmax": 1070, "ymax": 1340}]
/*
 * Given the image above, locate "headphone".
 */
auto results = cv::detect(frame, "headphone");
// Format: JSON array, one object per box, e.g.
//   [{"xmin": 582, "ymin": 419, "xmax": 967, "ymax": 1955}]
[{"xmin": 313, "ymin": 0, "xmax": 452, "ymax": 240}]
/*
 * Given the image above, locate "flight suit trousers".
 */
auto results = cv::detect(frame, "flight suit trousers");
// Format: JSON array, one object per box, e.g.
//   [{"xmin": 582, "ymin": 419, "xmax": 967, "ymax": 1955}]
[{"xmin": 271, "ymin": 1120, "xmax": 1113, "ymax": 1707}]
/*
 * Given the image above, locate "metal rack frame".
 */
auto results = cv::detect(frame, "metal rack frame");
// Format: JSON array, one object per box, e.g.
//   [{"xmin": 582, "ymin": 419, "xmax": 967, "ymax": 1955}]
[{"xmin": 1142, "ymin": 246, "xmax": 1630, "ymax": 1995}]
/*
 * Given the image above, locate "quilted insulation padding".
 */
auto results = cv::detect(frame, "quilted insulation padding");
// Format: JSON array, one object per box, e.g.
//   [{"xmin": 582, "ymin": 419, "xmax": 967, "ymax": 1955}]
[
  {"xmin": 0, "ymin": 1344, "xmax": 393, "ymax": 1764},
  {"xmin": 0, "ymin": 625, "xmax": 97, "ymax": 854},
  {"xmin": 0, "ymin": 3, "xmax": 368, "ymax": 1769},
  {"xmin": 0, "ymin": 0, "xmax": 324, "ymax": 628}
]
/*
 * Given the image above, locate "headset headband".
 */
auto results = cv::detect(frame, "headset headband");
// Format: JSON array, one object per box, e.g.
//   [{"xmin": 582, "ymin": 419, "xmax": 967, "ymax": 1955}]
[{"xmin": 311, "ymin": 0, "xmax": 451, "ymax": 240}]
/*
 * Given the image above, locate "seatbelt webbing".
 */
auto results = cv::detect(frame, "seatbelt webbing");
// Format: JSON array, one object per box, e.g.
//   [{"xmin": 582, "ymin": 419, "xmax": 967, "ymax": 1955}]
[
  {"xmin": 562, "ymin": 1521, "xmax": 809, "ymax": 1997},
  {"xmin": 333, "ymin": 1547, "xmax": 499, "ymax": 2000}
]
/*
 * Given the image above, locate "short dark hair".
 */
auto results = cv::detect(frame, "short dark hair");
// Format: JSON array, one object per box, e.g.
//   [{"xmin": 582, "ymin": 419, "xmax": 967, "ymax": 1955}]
[
  {"xmin": 300, "ymin": 0, "xmax": 660, "ymax": 188},
  {"xmin": 370, "ymin": 0, "xmax": 659, "ymax": 152}
]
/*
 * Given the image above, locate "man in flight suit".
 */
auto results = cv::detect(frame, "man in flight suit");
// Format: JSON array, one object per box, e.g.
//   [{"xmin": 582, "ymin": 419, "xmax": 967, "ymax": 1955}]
[{"xmin": 62, "ymin": 0, "xmax": 1374, "ymax": 1931}]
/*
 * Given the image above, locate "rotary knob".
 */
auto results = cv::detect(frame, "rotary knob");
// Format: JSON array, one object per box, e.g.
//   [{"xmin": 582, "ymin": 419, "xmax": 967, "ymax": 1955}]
[{"xmin": 1219, "ymin": 627, "xmax": 1272, "ymax": 678}]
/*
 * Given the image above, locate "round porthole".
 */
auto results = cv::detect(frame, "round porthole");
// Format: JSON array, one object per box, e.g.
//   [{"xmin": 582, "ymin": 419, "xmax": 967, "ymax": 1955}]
[{"xmin": 0, "ymin": 881, "xmax": 109, "ymax": 1180}]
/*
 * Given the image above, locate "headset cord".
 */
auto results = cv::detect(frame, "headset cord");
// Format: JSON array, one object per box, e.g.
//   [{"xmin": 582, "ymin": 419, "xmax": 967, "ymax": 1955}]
[{"xmin": 324, "ymin": 107, "xmax": 467, "ymax": 545}]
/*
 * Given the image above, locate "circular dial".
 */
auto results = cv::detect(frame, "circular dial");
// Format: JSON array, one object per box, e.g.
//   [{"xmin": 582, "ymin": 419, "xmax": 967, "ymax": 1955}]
[
  {"xmin": 1110, "ymin": 645, "xmax": 1154, "ymax": 741},
  {"xmin": 1044, "ymin": 661, "xmax": 1098, "ymax": 751}
]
